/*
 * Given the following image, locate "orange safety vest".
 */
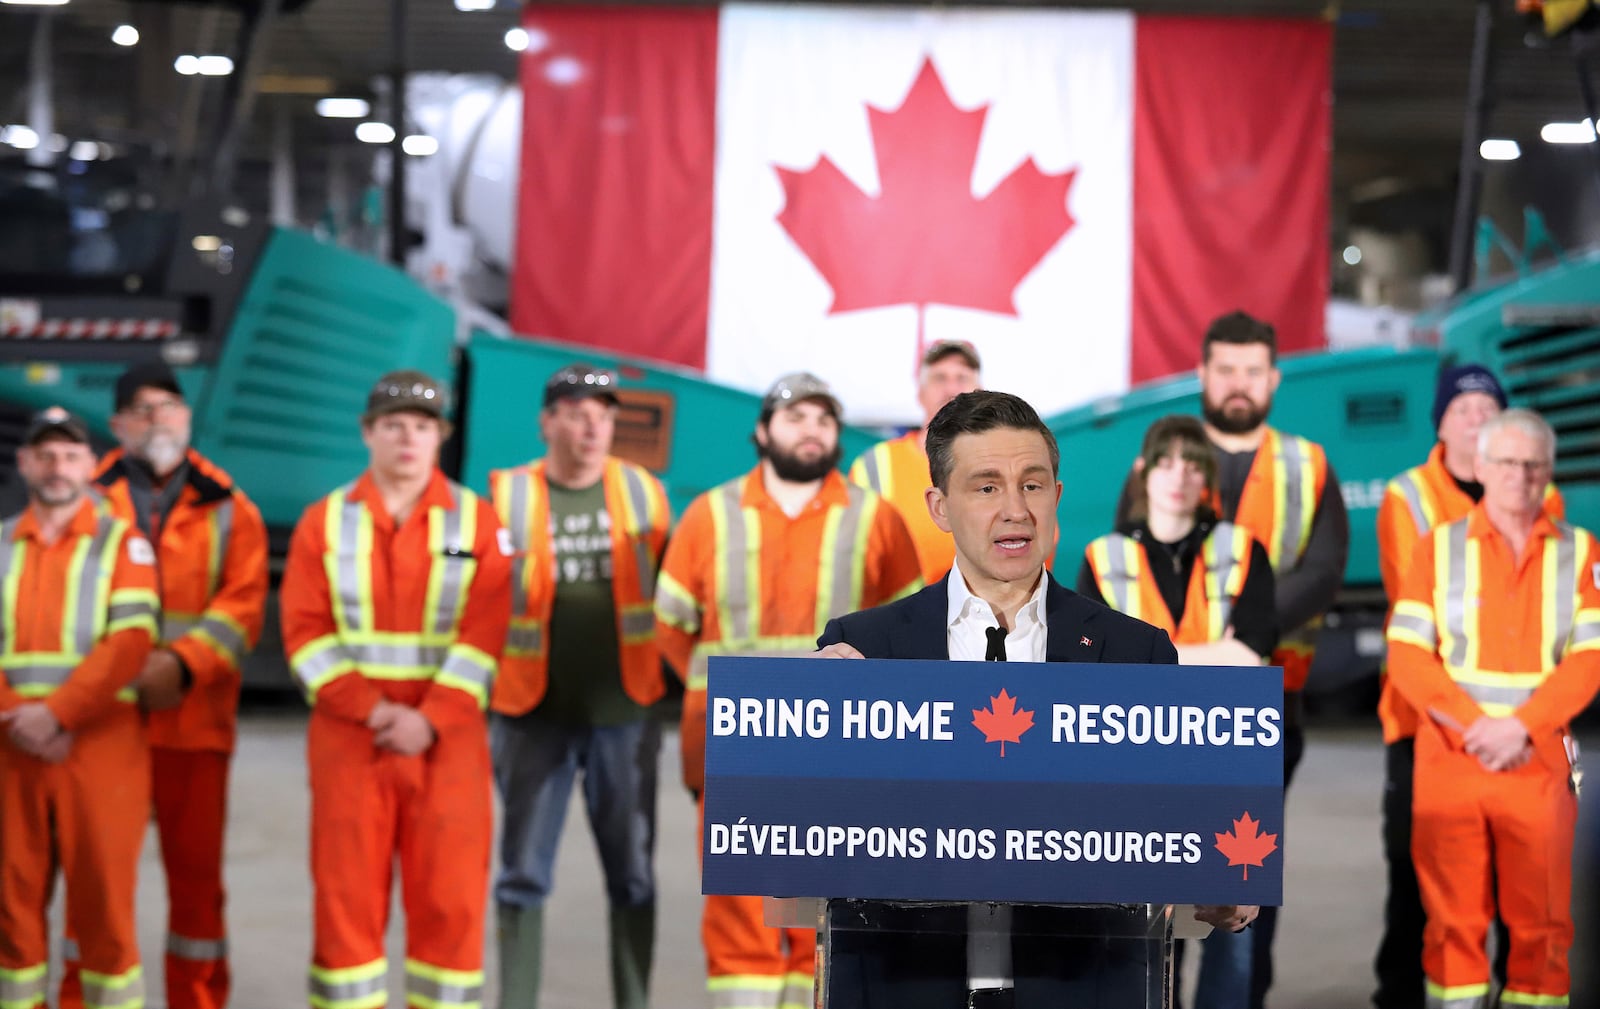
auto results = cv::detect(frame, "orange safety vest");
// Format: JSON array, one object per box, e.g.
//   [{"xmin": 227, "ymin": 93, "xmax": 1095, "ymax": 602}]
[
  {"xmin": 1375, "ymin": 444, "xmax": 1563, "ymax": 742},
  {"xmin": 488, "ymin": 457, "xmax": 671, "ymax": 714},
  {"xmin": 1230, "ymin": 426, "xmax": 1329, "ymax": 691},
  {"xmin": 1085, "ymin": 523, "xmax": 1254, "ymax": 644},
  {"xmin": 849, "ymin": 432, "xmax": 955, "ymax": 585},
  {"xmin": 94, "ymin": 447, "xmax": 269, "ymax": 751}
]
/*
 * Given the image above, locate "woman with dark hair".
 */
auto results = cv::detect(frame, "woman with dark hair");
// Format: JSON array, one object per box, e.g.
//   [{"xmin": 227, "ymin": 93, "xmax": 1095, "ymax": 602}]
[{"xmin": 1075, "ymin": 413, "xmax": 1278, "ymax": 1009}]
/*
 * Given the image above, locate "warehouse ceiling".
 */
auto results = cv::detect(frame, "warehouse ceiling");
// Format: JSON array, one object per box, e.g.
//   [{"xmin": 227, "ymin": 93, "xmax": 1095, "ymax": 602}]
[{"xmin": 1, "ymin": 0, "xmax": 1597, "ymax": 270}]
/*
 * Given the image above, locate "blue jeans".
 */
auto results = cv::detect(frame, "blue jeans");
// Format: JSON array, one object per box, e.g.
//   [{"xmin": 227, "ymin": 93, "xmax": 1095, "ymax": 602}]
[
  {"xmin": 1191, "ymin": 926, "xmax": 1253, "ymax": 1009},
  {"xmin": 491, "ymin": 712, "xmax": 660, "ymax": 909}
]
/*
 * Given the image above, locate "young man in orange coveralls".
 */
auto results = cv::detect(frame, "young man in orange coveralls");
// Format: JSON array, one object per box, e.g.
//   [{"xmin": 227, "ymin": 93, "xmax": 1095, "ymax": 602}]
[
  {"xmin": 1386, "ymin": 409, "xmax": 1600, "ymax": 1009},
  {"xmin": 281, "ymin": 371, "xmax": 511, "ymax": 1009},
  {"xmin": 654, "ymin": 372, "xmax": 923, "ymax": 1009},
  {"xmin": 55, "ymin": 362, "xmax": 269, "ymax": 1009},
  {"xmin": 0, "ymin": 407, "xmax": 160, "ymax": 1009}
]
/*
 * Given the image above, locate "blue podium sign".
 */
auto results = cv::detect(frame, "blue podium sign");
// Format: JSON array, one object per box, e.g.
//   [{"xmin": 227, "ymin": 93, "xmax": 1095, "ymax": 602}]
[{"xmin": 702, "ymin": 657, "xmax": 1284, "ymax": 906}]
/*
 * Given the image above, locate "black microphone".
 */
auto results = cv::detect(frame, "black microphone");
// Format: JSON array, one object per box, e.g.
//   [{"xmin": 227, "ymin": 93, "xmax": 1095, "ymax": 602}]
[{"xmin": 984, "ymin": 626, "xmax": 1007, "ymax": 662}]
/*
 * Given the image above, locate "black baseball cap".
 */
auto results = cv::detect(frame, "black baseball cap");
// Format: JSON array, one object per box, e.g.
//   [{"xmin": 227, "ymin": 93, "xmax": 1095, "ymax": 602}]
[
  {"xmin": 544, "ymin": 363, "xmax": 620, "ymax": 408},
  {"xmin": 114, "ymin": 361, "xmax": 184, "ymax": 412},
  {"xmin": 23, "ymin": 406, "xmax": 91, "ymax": 446},
  {"xmin": 364, "ymin": 370, "xmax": 448, "ymax": 422}
]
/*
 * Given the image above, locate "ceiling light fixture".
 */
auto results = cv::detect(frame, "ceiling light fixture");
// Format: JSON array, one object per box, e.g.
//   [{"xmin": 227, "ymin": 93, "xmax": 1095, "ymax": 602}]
[
  {"xmin": 504, "ymin": 27, "xmax": 529, "ymax": 51},
  {"xmin": 1540, "ymin": 119, "xmax": 1596, "ymax": 144},
  {"xmin": 111, "ymin": 24, "xmax": 139, "ymax": 46},
  {"xmin": 356, "ymin": 122, "xmax": 396, "ymax": 144},
  {"xmin": 316, "ymin": 97, "xmax": 371, "ymax": 119},
  {"xmin": 175, "ymin": 54, "xmax": 234, "ymax": 76},
  {"xmin": 0, "ymin": 125, "xmax": 41, "ymax": 150},
  {"xmin": 0, "ymin": 0, "xmax": 72, "ymax": 7},
  {"xmin": 402, "ymin": 135, "xmax": 439, "ymax": 156},
  {"xmin": 454, "ymin": 0, "xmax": 495, "ymax": 10},
  {"xmin": 1478, "ymin": 138, "xmax": 1521, "ymax": 161}
]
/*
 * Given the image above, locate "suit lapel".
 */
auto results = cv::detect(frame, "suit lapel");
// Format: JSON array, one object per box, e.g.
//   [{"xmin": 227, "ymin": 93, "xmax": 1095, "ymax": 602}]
[
  {"xmin": 893, "ymin": 575, "xmax": 951, "ymax": 660},
  {"xmin": 1045, "ymin": 577, "xmax": 1106, "ymax": 663}
]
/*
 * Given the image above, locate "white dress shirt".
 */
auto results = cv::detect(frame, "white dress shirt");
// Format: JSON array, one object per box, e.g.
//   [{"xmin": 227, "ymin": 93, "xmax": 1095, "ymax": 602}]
[{"xmin": 946, "ymin": 557, "xmax": 1049, "ymax": 989}]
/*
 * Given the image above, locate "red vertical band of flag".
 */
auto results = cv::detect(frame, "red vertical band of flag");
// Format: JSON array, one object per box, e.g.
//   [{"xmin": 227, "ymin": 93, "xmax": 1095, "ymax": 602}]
[
  {"xmin": 511, "ymin": 6, "xmax": 718, "ymax": 368},
  {"xmin": 1130, "ymin": 17, "xmax": 1332, "ymax": 383}
]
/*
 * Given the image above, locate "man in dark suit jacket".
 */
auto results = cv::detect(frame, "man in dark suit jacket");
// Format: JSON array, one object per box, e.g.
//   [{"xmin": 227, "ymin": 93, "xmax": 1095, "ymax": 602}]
[{"xmin": 815, "ymin": 390, "xmax": 1256, "ymax": 1009}]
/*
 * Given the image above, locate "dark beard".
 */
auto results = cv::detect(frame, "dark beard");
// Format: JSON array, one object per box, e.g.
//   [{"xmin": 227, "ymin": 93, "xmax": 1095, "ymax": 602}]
[
  {"xmin": 762, "ymin": 440, "xmax": 843, "ymax": 483},
  {"xmin": 1201, "ymin": 394, "xmax": 1270, "ymax": 436}
]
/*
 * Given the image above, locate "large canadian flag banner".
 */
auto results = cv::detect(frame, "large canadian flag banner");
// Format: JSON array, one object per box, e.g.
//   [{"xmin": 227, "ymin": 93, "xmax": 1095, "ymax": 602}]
[{"xmin": 513, "ymin": 5, "xmax": 1330, "ymax": 425}]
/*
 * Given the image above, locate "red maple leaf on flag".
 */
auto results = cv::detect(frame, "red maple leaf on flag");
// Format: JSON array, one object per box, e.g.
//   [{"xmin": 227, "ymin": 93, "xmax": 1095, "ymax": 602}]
[
  {"xmin": 971, "ymin": 688, "xmax": 1035, "ymax": 757},
  {"xmin": 774, "ymin": 59, "xmax": 1077, "ymax": 358},
  {"xmin": 1214, "ymin": 812, "xmax": 1279, "ymax": 881}
]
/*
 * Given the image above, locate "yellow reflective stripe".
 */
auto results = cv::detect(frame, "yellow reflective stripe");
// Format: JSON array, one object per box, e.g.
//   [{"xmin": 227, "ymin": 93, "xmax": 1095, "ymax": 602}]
[
  {"xmin": 1427, "ymin": 980, "xmax": 1491, "ymax": 1000},
  {"xmin": 59, "ymin": 530, "xmax": 93, "ymax": 656},
  {"xmin": 0, "ymin": 523, "xmax": 23, "ymax": 656},
  {"xmin": 424, "ymin": 485, "xmax": 477, "ymax": 638},
  {"xmin": 326, "ymin": 487, "xmax": 376, "ymax": 637},
  {"xmin": 708, "ymin": 975, "xmax": 785, "ymax": 991},
  {"xmin": 654, "ymin": 571, "xmax": 701, "ymax": 633},
  {"xmin": 206, "ymin": 499, "xmax": 232, "ymax": 597},
  {"xmin": 0, "ymin": 961, "xmax": 47, "ymax": 1009},
  {"xmin": 709, "ymin": 478, "xmax": 761, "ymax": 646},
  {"xmin": 1387, "ymin": 600, "xmax": 1439, "ymax": 651},
  {"xmin": 435, "ymin": 644, "xmax": 495, "ymax": 709},
  {"xmin": 814, "ymin": 487, "xmax": 874, "ymax": 631},
  {"xmin": 619, "ymin": 603, "xmax": 655, "ymax": 644},
  {"xmin": 886, "ymin": 576, "xmax": 923, "ymax": 603},
  {"xmin": 107, "ymin": 588, "xmax": 160, "ymax": 636},
  {"xmin": 1544, "ymin": 524, "xmax": 1577, "ymax": 669},
  {"xmin": 505, "ymin": 617, "xmax": 545, "ymax": 657},
  {"xmin": 1392, "ymin": 469, "xmax": 1435, "ymax": 536},
  {"xmin": 186, "ymin": 611, "xmax": 250, "ymax": 665},
  {"xmin": 686, "ymin": 636, "xmax": 821, "ymax": 690},
  {"xmin": 1088, "ymin": 535, "xmax": 1141, "ymax": 621},
  {"xmin": 310, "ymin": 958, "xmax": 387, "ymax": 1009},
  {"xmin": 80, "ymin": 964, "xmax": 143, "ymax": 1009},
  {"xmin": 1573, "ymin": 610, "xmax": 1600, "ymax": 653},
  {"xmin": 1500, "ymin": 991, "xmax": 1569, "ymax": 1006}
]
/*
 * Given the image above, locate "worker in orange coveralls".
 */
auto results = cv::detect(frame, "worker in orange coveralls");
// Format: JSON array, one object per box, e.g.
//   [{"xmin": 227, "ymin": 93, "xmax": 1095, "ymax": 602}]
[
  {"xmin": 280, "ymin": 370, "xmax": 511, "ymax": 1009},
  {"xmin": 1386, "ymin": 408, "xmax": 1600, "ymax": 1009},
  {"xmin": 653, "ymin": 371, "xmax": 923, "ymax": 1009},
  {"xmin": 0, "ymin": 407, "xmax": 160, "ymax": 1009},
  {"xmin": 57, "ymin": 362, "xmax": 269, "ymax": 1009}
]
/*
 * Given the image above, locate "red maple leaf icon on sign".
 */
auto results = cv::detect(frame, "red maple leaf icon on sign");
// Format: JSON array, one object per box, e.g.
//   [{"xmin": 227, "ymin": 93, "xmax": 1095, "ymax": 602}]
[
  {"xmin": 774, "ymin": 59, "xmax": 1077, "ymax": 357},
  {"xmin": 1214, "ymin": 812, "xmax": 1279, "ymax": 881},
  {"xmin": 971, "ymin": 688, "xmax": 1035, "ymax": 757}
]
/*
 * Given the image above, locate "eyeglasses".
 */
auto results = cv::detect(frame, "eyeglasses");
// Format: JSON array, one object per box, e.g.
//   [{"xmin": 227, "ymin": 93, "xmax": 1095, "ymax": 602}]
[
  {"xmin": 1483, "ymin": 456, "xmax": 1552, "ymax": 476},
  {"xmin": 122, "ymin": 398, "xmax": 186, "ymax": 421}
]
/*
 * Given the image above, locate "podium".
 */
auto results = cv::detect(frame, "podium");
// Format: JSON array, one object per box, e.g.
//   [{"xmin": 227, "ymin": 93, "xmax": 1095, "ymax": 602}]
[{"xmin": 703, "ymin": 657, "xmax": 1285, "ymax": 1009}]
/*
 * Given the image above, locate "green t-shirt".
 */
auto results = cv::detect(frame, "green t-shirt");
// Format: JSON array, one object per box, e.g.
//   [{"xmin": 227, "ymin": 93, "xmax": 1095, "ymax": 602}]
[{"xmin": 541, "ymin": 478, "xmax": 645, "ymax": 725}]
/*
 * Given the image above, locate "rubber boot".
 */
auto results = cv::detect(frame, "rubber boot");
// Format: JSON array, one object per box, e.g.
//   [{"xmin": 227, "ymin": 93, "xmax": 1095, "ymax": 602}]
[
  {"xmin": 609, "ymin": 904, "xmax": 655, "ymax": 1009},
  {"xmin": 497, "ymin": 903, "xmax": 544, "ymax": 1009}
]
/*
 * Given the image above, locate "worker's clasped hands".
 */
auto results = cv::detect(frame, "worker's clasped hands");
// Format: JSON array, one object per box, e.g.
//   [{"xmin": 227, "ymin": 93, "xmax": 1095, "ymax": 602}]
[
  {"xmin": 0, "ymin": 703, "xmax": 73, "ymax": 763},
  {"xmin": 367, "ymin": 699, "xmax": 437, "ymax": 756},
  {"xmin": 1194, "ymin": 904, "xmax": 1259, "ymax": 933},
  {"xmin": 1462, "ymin": 715, "xmax": 1533, "ymax": 772}
]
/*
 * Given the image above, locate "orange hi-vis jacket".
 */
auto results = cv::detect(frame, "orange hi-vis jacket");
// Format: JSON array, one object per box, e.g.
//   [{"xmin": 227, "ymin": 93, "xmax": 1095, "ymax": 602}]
[
  {"xmin": 281, "ymin": 470, "xmax": 512, "ymax": 729},
  {"xmin": 1376, "ymin": 444, "xmax": 1564, "ymax": 742},
  {"xmin": 1230, "ymin": 425, "xmax": 1329, "ymax": 691},
  {"xmin": 0, "ymin": 498, "xmax": 159, "ymax": 726},
  {"xmin": 849, "ymin": 432, "xmax": 955, "ymax": 585},
  {"xmin": 94, "ymin": 447, "xmax": 269, "ymax": 752},
  {"xmin": 654, "ymin": 467, "xmax": 923, "ymax": 792},
  {"xmin": 1386, "ymin": 504, "xmax": 1600, "ymax": 775},
  {"xmin": 1085, "ymin": 522, "xmax": 1255, "ymax": 644},
  {"xmin": 488, "ymin": 456, "xmax": 671, "ymax": 715}
]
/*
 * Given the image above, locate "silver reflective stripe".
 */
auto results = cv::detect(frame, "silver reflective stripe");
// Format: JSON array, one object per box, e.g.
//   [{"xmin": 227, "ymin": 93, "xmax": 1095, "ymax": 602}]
[
  {"xmin": 0, "ymin": 517, "xmax": 18, "ymax": 655},
  {"xmin": 5, "ymin": 664, "xmax": 75, "ymax": 689},
  {"xmin": 163, "ymin": 613, "xmax": 202, "ymax": 639},
  {"xmin": 1575, "ymin": 619, "xmax": 1600, "ymax": 646},
  {"xmin": 508, "ymin": 471, "xmax": 532, "ymax": 615},
  {"xmin": 350, "ymin": 642, "xmax": 448, "ymax": 669},
  {"xmin": 405, "ymin": 975, "xmax": 483, "ymax": 1007},
  {"xmin": 822, "ymin": 485, "xmax": 870, "ymax": 622},
  {"xmin": 432, "ymin": 486, "xmax": 467, "ymax": 637},
  {"xmin": 336, "ymin": 486, "xmax": 365, "ymax": 633},
  {"xmin": 1099, "ymin": 534, "xmax": 1136, "ymax": 614},
  {"xmin": 209, "ymin": 497, "xmax": 235, "ymax": 597},
  {"xmin": 75, "ymin": 516, "xmax": 119, "ymax": 654},
  {"xmin": 860, "ymin": 448, "xmax": 885, "ymax": 494},
  {"xmin": 779, "ymin": 974, "xmax": 812, "ymax": 1009},
  {"xmin": 438, "ymin": 649, "xmax": 493, "ymax": 691},
  {"xmin": 1425, "ymin": 986, "xmax": 1488, "ymax": 1009},
  {"xmin": 507, "ymin": 624, "xmax": 543, "ymax": 653},
  {"xmin": 1443, "ymin": 523, "xmax": 1469, "ymax": 669},
  {"xmin": 194, "ymin": 615, "xmax": 248, "ymax": 659},
  {"xmin": 717, "ymin": 480, "xmax": 753, "ymax": 642},
  {"xmin": 1208, "ymin": 522, "xmax": 1240, "ymax": 633},
  {"xmin": 167, "ymin": 932, "xmax": 228, "ymax": 961},
  {"xmin": 1395, "ymin": 471, "xmax": 1429, "ymax": 534},
  {"xmin": 107, "ymin": 600, "xmax": 156, "ymax": 625},
  {"xmin": 620, "ymin": 608, "xmax": 655, "ymax": 638},
  {"xmin": 1458, "ymin": 680, "xmax": 1535, "ymax": 709},
  {"xmin": 1388, "ymin": 612, "xmax": 1439, "ymax": 648},
  {"xmin": 1277, "ymin": 435, "xmax": 1306, "ymax": 569},
  {"xmin": 0, "ymin": 967, "xmax": 47, "ymax": 1006},
  {"xmin": 294, "ymin": 645, "xmax": 348, "ymax": 686},
  {"xmin": 1551, "ymin": 522, "xmax": 1576, "ymax": 666},
  {"xmin": 310, "ymin": 974, "xmax": 386, "ymax": 1004},
  {"xmin": 710, "ymin": 984, "xmax": 782, "ymax": 1009},
  {"xmin": 621, "ymin": 465, "xmax": 657, "ymax": 595},
  {"xmin": 81, "ymin": 968, "xmax": 144, "ymax": 1009}
]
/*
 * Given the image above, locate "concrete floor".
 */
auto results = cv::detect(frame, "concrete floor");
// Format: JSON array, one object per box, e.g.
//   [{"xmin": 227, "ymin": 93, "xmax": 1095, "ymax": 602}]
[{"xmin": 72, "ymin": 717, "xmax": 1600, "ymax": 1008}]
